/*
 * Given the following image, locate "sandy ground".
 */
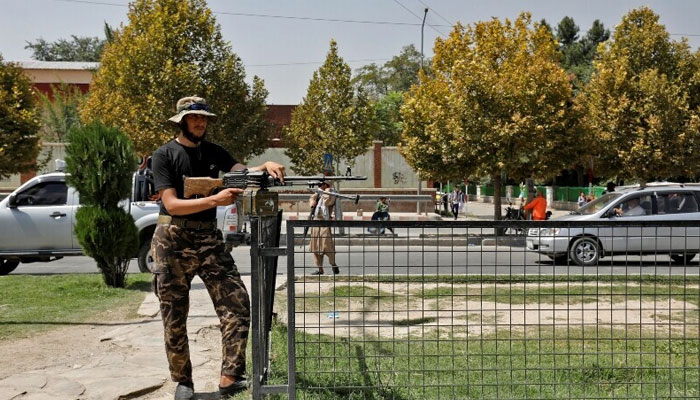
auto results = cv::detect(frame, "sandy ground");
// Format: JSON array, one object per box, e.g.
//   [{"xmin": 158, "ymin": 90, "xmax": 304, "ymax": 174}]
[{"xmin": 280, "ymin": 280, "xmax": 700, "ymax": 339}]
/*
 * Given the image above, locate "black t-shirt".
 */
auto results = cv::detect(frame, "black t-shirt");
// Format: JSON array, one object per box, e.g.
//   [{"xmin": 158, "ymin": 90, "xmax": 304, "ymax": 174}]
[{"xmin": 152, "ymin": 139, "xmax": 237, "ymax": 221}]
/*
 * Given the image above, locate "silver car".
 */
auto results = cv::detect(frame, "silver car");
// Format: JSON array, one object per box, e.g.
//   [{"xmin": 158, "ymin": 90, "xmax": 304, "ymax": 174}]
[{"xmin": 526, "ymin": 184, "xmax": 700, "ymax": 266}]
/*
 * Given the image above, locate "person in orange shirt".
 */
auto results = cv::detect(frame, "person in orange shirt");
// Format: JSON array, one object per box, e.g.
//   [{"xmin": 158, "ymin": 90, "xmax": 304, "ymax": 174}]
[{"xmin": 523, "ymin": 190, "xmax": 548, "ymax": 220}]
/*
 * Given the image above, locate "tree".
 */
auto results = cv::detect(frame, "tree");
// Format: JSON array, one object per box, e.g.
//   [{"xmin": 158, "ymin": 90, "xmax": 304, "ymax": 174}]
[
  {"xmin": 25, "ymin": 36, "xmax": 106, "ymax": 62},
  {"xmin": 556, "ymin": 17, "xmax": 610, "ymax": 91},
  {"xmin": 65, "ymin": 122, "xmax": 138, "ymax": 288},
  {"xmin": 0, "ymin": 55, "xmax": 41, "ymax": 179},
  {"xmin": 373, "ymin": 91, "xmax": 404, "ymax": 146},
  {"xmin": 353, "ymin": 44, "xmax": 427, "ymax": 98},
  {"xmin": 401, "ymin": 13, "xmax": 578, "ymax": 219},
  {"xmin": 285, "ymin": 40, "xmax": 375, "ymax": 175},
  {"xmin": 580, "ymin": 7, "xmax": 700, "ymax": 183},
  {"xmin": 38, "ymin": 83, "xmax": 84, "ymax": 142},
  {"xmin": 80, "ymin": 0, "xmax": 270, "ymax": 160}
]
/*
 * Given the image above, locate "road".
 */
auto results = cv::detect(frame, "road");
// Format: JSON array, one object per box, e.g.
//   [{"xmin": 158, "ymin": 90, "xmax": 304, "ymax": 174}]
[{"xmin": 7, "ymin": 245, "xmax": 696, "ymax": 276}]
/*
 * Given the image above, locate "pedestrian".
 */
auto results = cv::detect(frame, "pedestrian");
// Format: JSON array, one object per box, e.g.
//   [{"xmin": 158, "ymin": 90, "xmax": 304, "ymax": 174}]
[
  {"xmin": 450, "ymin": 187, "xmax": 460, "ymax": 219},
  {"xmin": 442, "ymin": 192, "xmax": 449, "ymax": 213},
  {"xmin": 577, "ymin": 192, "xmax": 587, "ymax": 207},
  {"xmin": 523, "ymin": 189, "xmax": 548, "ymax": 221},
  {"xmin": 518, "ymin": 182, "xmax": 526, "ymax": 207},
  {"xmin": 150, "ymin": 96, "xmax": 285, "ymax": 400},
  {"xmin": 373, "ymin": 196, "xmax": 395, "ymax": 234},
  {"xmin": 309, "ymin": 181, "xmax": 340, "ymax": 275}
]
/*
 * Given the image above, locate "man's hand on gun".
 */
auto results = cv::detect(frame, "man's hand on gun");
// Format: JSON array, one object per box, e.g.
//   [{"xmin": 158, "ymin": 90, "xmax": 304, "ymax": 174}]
[
  {"xmin": 212, "ymin": 188, "xmax": 243, "ymax": 206},
  {"xmin": 262, "ymin": 161, "xmax": 286, "ymax": 182}
]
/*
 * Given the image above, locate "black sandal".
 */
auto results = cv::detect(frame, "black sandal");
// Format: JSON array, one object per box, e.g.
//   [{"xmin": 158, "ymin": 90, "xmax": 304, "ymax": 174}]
[
  {"xmin": 219, "ymin": 379, "xmax": 248, "ymax": 397},
  {"xmin": 311, "ymin": 270, "xmax": 324, "ymax": 275},
  {"xmin": 332, "ymin": 267, "xmax": 340, "ymax": 274}
]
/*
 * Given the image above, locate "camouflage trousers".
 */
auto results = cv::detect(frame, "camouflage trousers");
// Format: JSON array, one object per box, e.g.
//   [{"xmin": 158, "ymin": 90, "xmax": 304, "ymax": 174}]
[{"xmin": 151, "ymin": 223, "xmax": 250, "ymax": 383}]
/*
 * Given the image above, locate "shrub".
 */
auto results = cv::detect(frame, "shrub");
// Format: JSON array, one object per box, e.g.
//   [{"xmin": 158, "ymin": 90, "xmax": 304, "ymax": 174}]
[{"xmin": 65, "ymin": 121, "xmax": 138, "ymax": 287}]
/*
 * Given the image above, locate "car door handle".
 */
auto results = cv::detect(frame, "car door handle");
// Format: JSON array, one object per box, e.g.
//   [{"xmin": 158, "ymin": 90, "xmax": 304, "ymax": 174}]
[{"xmin": 50, "ymin": 212, "xmax": 67, "ymax": 218}]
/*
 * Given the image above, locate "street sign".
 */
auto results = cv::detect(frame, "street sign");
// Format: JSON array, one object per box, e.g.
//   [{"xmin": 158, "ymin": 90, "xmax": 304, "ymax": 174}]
[{"xmin": 322, "ymin": 153, "xmax": 334, "ymax": 174}]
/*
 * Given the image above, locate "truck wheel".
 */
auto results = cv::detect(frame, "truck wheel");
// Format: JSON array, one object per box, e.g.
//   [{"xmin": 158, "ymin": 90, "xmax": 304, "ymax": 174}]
[
  {"xmin": 137, "ymin": 241, "xmax": 154, "ymax": 273},
  {"xmin": 569, "ymin": 237, "xmax": 600, "ymax": 267},
  {"xmin": 0, "ymin": 259, "xmax": 19, "ymax": 275}
]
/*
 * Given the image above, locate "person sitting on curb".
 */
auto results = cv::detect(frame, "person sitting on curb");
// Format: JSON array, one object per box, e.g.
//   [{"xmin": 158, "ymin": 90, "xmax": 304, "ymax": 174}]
[
  {"xmin": 523, "ymin": 190, "xmax": 548, "ymax": 221},
  {"xmin": 373, "ymin": 197, "xmax": 395, "ymax": 234}
]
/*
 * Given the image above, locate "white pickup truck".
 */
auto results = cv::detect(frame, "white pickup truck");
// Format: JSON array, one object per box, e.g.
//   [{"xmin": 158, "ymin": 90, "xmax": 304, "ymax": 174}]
[{"xmin": 0, "ymin": 164, "xmax": 245, "ymax": 275}]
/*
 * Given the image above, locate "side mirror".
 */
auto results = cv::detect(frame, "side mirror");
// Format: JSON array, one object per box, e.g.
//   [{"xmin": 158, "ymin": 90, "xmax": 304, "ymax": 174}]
[{"xmin": 7, "ymin": 194, "xmax": 17, "ymax": 208}]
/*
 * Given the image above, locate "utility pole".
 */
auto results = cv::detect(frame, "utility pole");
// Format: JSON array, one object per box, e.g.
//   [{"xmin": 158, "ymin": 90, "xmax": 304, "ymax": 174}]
[{"xmin": 417, "ymin": 7, "xmax": 428, "ymax": 215}]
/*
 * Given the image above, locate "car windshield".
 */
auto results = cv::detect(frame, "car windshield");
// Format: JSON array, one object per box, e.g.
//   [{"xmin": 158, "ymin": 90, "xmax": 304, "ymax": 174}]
[{"xmin": 574, "ymin": 192, "xmax": 622, "ymax": 215}]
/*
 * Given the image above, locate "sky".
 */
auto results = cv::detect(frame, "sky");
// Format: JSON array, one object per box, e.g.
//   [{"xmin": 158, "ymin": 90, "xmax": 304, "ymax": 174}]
[{"xmin": 2, "ymin": 0, "xmax": 700, "ymax": 104}]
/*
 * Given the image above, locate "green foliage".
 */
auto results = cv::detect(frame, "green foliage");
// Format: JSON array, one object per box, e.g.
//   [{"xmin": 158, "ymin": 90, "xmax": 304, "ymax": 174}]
[
  {"xmin": 285, "ymin": 40, "xmax": 374, "ymax": 175},
  {"xmin": 80, "ymin": 0, "xmax": 270, "ymax": 160},
  {"xmin": 65, "ymin": 121, "xmax": 137, "ymax": 207},
  {"xmin": 25, "ymin": 36, "xmax": 106, "ymax": 62},
  {"xmin": 0, "ymin": 55, "xmax": 40, "ymax": 179},
  {"xmin": 557, "ymin": 17, "xmax": 610, "ymax": 90},
  {"xmin": 65, "ymin": 121, "xmax": 138, "ymax": 288},
  {"xmin": 401, "ymin": 13, "xmax": 578, "ymax": 183},
  {"xmin": 373, "ymin": 91, "xmax": 404, "ymax": 146},
  {"xmin": 352, "ymin": 44, "xmax": 427, "ymax": 99},
  {"xmin": 580, "ymin": 7, "xmax": 700, "ymax": 182},
  {"xmin": 38, "ymin": 83, "xmax": 84, "ymax": 142},
  {"xmin": 74, "ymin": 206, "xmax": 138, "ymax": 288}
]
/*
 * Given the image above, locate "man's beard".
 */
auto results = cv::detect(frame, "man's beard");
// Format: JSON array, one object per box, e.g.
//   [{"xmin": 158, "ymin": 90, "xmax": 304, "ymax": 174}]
[{"xmin": 181, "ymin": 126, "xmax": 206, "ymax": 144}]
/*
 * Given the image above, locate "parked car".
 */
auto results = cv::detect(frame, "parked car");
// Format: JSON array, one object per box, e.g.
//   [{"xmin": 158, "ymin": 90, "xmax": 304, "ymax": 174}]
[
  {"xmin": 526, "ymin": 184, "xmax": 700, "ymax": 266},
  {"xmin": 0, "ymin": 162, "xmax": 248, "ymax": 275}
]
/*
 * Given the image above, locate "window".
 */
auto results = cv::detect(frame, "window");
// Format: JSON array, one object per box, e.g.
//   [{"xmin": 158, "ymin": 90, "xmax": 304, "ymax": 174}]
[
  {"xmin": 657, "ymin": 192, "xmax": 699, "ymax": 214},
  {"xmin": 15, "ymin": 182, "xmax": 68, "ymax": 206},
  {"xmin": 613, "ymin": 194, "xmax": 653, "ymax": 217}
]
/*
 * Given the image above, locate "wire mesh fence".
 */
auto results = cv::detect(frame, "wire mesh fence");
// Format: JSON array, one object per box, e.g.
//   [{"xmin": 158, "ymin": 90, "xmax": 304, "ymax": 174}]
[{"xmin": 267, "ymin": 220, "xmax": 700, "ymax": 399}]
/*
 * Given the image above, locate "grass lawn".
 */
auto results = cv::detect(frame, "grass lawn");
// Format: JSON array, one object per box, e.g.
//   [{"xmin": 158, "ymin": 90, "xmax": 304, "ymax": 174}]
[
  {"xmin": 265, "ymin": 275, "xmax": 700, "ymax": 399},
  {"xmin": 0, "ymin": 273, "xmax": 151, "ymax": 340},
  {"xmin": 266, "ymin": 324, "xmax": 700, "ymax": 399}
]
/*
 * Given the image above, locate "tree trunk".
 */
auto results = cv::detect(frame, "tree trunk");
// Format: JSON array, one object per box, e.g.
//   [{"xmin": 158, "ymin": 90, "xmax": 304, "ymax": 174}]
[{"xmin": 493, "ymin": 174, "xmax": 502, "ymax": 220}]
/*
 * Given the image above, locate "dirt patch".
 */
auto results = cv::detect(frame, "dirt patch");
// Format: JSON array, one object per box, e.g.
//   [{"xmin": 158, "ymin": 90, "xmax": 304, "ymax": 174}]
[{"xmin": 279, "ymin": 280, "xmax": 699, "ymax": 339}]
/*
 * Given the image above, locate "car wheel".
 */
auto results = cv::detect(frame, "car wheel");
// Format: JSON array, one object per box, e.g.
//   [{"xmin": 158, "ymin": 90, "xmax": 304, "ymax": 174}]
[
  {"xmin": 569, "ymin": 237, "xmax": 600, "ymax": 267},
  {"xmin": 137, "ymin": 240, "xmax": 154, "ymax": 273},
  {"xmin": 670, "ymin": 253, "xmax": 696, "ymax": 265},
  {"xmin": 0, "ymin": 259, "xmax": 20, "ymax": 275}
]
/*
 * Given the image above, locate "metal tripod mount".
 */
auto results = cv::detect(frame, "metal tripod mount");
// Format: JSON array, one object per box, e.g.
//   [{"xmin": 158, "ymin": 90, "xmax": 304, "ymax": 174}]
[{"xmin": 244, "ymin": 170, "xmax": 366, "ymax": 399}]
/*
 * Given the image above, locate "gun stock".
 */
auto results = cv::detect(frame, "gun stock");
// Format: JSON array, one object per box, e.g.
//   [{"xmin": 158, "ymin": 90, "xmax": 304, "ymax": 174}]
[{"xmin": 183, "ymin": 177, "xmax": 223, "ymax": 198}]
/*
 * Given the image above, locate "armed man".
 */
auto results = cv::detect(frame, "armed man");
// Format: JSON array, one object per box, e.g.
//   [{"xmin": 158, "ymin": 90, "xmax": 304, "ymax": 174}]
[{"xmin": 150, "ymin": 96, "xmax": 285, "ymax": 400}]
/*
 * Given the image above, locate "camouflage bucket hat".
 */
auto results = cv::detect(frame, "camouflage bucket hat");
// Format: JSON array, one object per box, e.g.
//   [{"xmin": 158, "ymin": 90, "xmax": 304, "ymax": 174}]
[{"xmin": 168, "ymin": 96, "xmax": 217, "ymax": 124}]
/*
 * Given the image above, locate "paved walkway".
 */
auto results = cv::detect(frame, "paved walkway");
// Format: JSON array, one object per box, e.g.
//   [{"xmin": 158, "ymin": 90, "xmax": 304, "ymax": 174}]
[{"xmin": 0, "ymin": 277, "xmax": 249, "ymax": 400}]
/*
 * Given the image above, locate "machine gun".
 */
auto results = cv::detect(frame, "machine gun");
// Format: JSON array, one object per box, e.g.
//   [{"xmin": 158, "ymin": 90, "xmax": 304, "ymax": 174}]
[{"xmin": 183, "ymin": 169, "xmax": 366, "ymax": 216}]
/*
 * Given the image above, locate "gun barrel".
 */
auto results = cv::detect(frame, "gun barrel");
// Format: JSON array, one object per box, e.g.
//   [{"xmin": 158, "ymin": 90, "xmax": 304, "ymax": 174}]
[
  {"xmin": 282, "ymin": 175, "xmax": 367, "ymax": 183},
  {"xmin": 310, "ymin": 188, "xmax": 360, "ymax": 204}
]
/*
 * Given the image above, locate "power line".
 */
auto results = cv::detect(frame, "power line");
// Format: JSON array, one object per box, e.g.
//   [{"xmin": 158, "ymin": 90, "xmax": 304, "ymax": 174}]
[
  {"xmin": 415, "ymin": 0, "xmax": 454, "ymax": 27},
  {"xmin": 50, "ymin": 0, "xmax": 700, "ymax": 39},
  {"xmin": 247, "ymin": 58, "xmax": 390, "ymax": 67},
  {"xmin": 53, "ymin": 0, "xmax": 451, "ymax": 27},
  {"xmin": 391, "ymin": 0, "xmax": 445, "ymax": 36}
]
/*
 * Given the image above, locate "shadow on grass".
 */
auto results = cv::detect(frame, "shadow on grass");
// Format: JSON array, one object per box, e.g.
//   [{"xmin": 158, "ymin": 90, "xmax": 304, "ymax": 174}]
[
  {"xmin": 294, "ymin": 339, "xmax": 407, "ymax": 400},
  {"xmin": 126, "ymin": 280, "xmax": 152, "ymax": 292}
]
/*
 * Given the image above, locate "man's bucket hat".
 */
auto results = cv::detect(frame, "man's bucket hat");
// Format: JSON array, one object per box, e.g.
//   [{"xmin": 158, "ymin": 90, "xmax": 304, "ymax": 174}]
[{"xmin": 168, "ymin": 96, "xmax": 217, "ymax": 124}]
